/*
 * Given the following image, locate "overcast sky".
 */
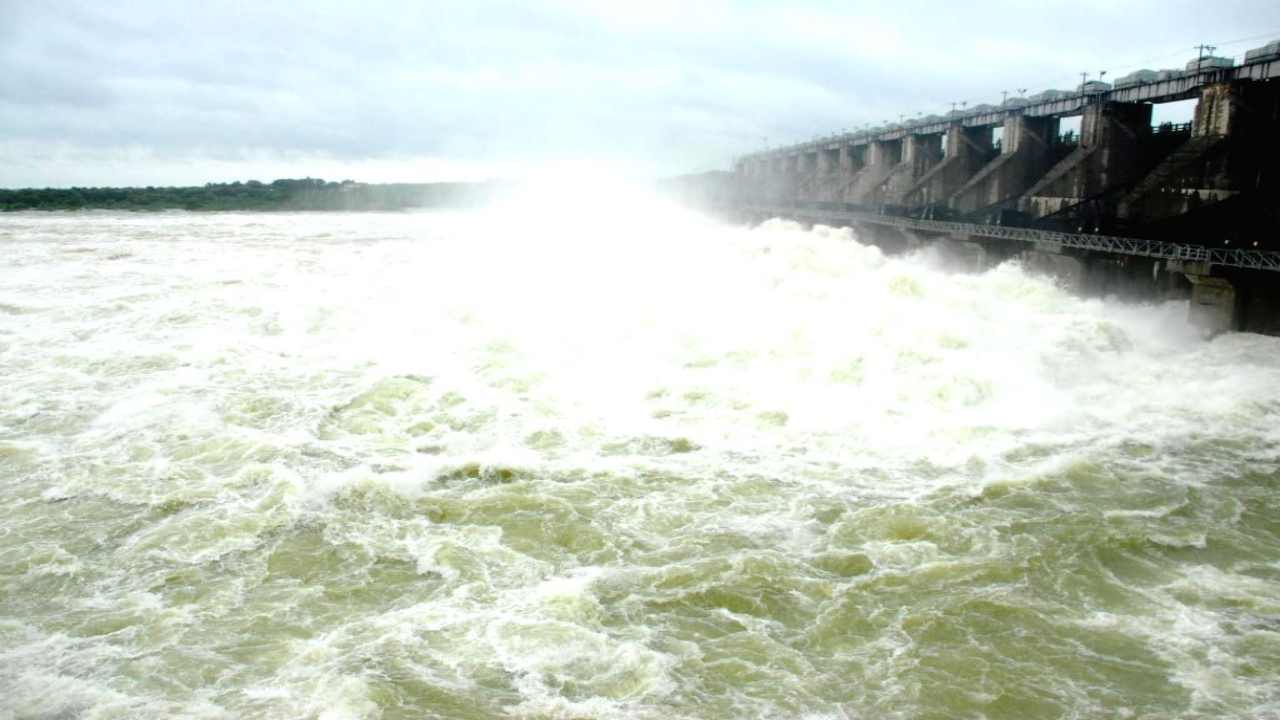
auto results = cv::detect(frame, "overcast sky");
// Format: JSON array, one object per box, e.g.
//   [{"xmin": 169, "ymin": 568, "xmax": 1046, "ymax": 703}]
[{"xmin": 3, "ymin": 0, "xmax": 1279, "ymax": 187}]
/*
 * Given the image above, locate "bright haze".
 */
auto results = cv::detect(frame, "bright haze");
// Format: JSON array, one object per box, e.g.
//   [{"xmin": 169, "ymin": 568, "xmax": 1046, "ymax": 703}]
[{"xmin": 4, "ymin": 0, "xmax": 1279, "ymax": 187}]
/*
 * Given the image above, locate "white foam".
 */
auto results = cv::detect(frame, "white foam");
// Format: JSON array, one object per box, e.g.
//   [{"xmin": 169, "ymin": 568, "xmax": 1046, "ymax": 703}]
[{"xmin": 4, "ymin": 204, "xmax": 1280, "ymax": 718}]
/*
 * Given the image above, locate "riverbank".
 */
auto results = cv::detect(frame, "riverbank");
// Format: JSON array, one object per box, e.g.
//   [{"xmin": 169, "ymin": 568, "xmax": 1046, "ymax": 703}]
[{"xmin": 0, "ymin": 178, "xmax": 503, "ymax": 212}]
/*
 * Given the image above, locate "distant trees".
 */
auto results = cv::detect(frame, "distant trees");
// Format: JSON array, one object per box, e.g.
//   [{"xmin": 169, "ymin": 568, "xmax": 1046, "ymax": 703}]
[{"xmin": 0, "ymin": 179, "xmax": 497, "ymax": 212}]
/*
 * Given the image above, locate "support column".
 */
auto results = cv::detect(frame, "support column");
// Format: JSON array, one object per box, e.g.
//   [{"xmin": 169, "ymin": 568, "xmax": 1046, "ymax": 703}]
[
  {"xmin": 736, "ymin": 157, "xmax": 759, "ymax": 204},
  {"xmin": 821, "ymin": 147, "xmax": 841, "ymax": 175},
  {"xmin": 795, "ymin": 151, "xmax": 821, "ymax": 202},
  {"xmin": 1020, "ymin": 245, "xmax": 1086, "ymax": 292},
  {"xmin": 801, "ymin": 152, "xmax": 818, "ymax": 175},
  {"xmin": 1192, "ymin": 80, "xmax": 1280, "ymax": 192},
  {"xmin": 838, "ymin": 145, "xmax": 855, "ymax": 174},
  {"xmin": 950, "ymin": 114, "xmax": 1057, "ymax": 213},
  {"xmin": 1193, "ymin": 82, "xmax": 1239, "ymax": 137},
  {"xmin": 1081, "ymin": 101, "xmax": 1151, "ymax": 193},
  {"xmin": 831, "ymin": 143, "xmax": 868, "ymax": 204},
  {"xmin": 811, "ymin": 146, "xmax": 846, "ymax": 201},
  {"xmin": 848, "ymin": 139, "xmax": 903, "ymax": 204},
  {"xmin": 1116, "ymin": 82, "xmax": 1274, "ymax": 225},
  {"xmin": 1186, "ymin": 274, "xmax": 1237, "ymax": 336},
  {"xmin": 902, "ymin": 125, "xmax": 992, "ymax": 209},
  {"xmin": 772, "ymin": 154, "xmax": 799, "ymax": 205},
  {"xmin": 880, "ymin": 134, "xmax": 942, "ymax": 205},
  {"xmin": 904, "ymin": 133, "xmax": 943, "ymax": 175},
  {"xmin": 929, "ymin": 234, "xmax": 989, "ymax": 273},
  {"xmin": 1020, "ymin": 101, "xmax": 1151, "ymax": 219},
  {"xmin": 759, "ymin": 157, "xmax": 776, "ymax": 204}
]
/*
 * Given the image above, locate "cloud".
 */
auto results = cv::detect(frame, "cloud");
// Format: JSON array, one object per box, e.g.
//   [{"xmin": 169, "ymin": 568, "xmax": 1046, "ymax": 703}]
[{"xmin": 3, "ymin": 0, "xmax": 1279, "ymax": 186}]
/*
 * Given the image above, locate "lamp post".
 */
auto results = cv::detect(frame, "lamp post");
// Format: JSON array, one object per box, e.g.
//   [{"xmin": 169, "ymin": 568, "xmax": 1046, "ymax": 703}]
[{"xmin": 1194, "ymin": 43, "xmax": 1216, "ymax": 72}]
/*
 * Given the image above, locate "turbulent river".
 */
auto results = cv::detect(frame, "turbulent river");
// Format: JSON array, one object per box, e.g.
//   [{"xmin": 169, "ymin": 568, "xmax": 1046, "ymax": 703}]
[{"xmin": 2, "ymin": 197, "xmax": 1280, "ymax": 719}]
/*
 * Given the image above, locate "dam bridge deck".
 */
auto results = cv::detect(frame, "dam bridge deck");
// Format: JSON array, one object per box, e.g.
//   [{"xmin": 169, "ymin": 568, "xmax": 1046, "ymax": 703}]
[
  {"xmin": 747, "ymin": 205, "xmax": 1280, "ymax": 273},
  {"xmin": 746, "ymin": 58, "xmax": 1280, "ymax": 159}
]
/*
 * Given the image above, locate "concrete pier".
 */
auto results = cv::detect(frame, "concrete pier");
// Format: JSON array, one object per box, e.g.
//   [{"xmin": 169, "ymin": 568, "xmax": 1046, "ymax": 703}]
[
  {"xmin": 902, "ymin": 125, "xmax": 994, "ymax": 209},
  {"xmin": 951, "ymin": 115, "xmax": 1057, "ymax": 213},
  {"xmin": 881, "ymin": 134, "xmax": 943, "ymax": 205},
  {"xmin": 735, "ymin": 52, "xmax": 1280, "ymax": 335},
  {"xmin": 1020, "ymin": 101, "xmax": 1151, "ymax": 220},
  {"xmin": 1187, "ymin": 274, "xmax": 1238, "ymax": 335},
  {"xmin": 848, "ymin": 139, "xmax": 903, "ymax": 203}
]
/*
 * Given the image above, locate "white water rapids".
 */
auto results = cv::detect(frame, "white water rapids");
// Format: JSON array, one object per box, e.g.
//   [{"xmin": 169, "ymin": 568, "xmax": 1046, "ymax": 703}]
[{"xmin": 2, "ymin": 193, "xmax": 1279, "ymax": 719}]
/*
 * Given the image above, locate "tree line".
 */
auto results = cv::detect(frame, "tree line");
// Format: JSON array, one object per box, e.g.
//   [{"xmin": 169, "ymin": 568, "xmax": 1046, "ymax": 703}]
[{"xmin": 0, "ymin": 178, "xmax": 499, "ymax": 212}]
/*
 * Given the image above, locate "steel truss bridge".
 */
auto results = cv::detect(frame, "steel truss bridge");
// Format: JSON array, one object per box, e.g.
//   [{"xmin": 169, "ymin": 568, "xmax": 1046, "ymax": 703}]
[{"xmin": 747, "ymin": 205, "xmax": 1280, "ymax": 273}]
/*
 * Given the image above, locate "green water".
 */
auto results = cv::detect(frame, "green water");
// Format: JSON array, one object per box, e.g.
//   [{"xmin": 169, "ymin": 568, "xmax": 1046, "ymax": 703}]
[{"xmin": 1, "ymin": 205, "xmax": 1278, "ymax": 719}]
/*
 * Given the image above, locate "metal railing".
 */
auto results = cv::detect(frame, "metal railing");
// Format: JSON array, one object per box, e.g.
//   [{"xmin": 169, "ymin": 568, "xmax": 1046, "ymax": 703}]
[{"xmin": 746, "ymin": 205, "xmax": 1280, "ymax": 272}]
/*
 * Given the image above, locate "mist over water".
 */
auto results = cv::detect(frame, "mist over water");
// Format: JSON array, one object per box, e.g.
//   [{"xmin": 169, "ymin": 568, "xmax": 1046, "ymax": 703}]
[{"xmin": 2, "ymin": 197, "xmax": 1279, "ymax": 719}]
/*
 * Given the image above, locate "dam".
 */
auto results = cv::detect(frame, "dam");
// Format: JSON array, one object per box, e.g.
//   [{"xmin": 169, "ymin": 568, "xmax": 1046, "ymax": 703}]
[{"xmin": 735, "ymin": 43, "xmax": 1280, "ymax": 335}]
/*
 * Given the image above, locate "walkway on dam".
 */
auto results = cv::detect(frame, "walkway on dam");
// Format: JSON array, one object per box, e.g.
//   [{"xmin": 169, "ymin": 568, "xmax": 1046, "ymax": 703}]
[
  {"xmin": 747, "ymin": 205, "xmax": 1280, "ymax": 273},
  {"xmin": 743, "ymin": 54, "xmax": 1280, "ymax": 163}
]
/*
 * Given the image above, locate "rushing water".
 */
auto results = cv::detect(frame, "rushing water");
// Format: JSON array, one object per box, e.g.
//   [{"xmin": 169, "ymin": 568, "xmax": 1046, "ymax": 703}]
[{"xmin": 2, "ymin": 196, "xmax": 1279, "ymax": 720}]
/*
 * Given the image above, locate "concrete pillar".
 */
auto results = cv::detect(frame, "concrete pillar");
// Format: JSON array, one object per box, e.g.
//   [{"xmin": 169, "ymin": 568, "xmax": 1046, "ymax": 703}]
[
  {"xmin": 816, "ymin": 147, "xmax": 836, "ymax": 175},
  {"xmin": 901, "ymin": 134, "xmax": 920, "ymax": 164},
  {"xmin": 946, "ymin": 124, "xmax": 992, "ymax": 161},
  {"xmin": 769, "ymin": 155, "xmax": 798, "ymax": 205},
  {"xmin": 1193, "ymin": 83, "xmax": 1238, "ymax": 137},
  {"xmin": 902, "ymin": 125, "xmax": 992, "ymax": 208},
  {"xmin": 736, "ymin": 158, "xmax": 754, "ymax": 204},
  {"xmin": 1020, "ymin": 246, "xmax": 1086, "ymax": 292},
  {"xmin": 799, "ymin": 145, "xmax": 853, "ymax": 202},
  {"xmin": 1195, "ymin": 80, "xmax": 1280, "ymax": 194},
  {"xmin": 848, "ymin": 139, "xmax": 904, "ymax": 204},
  {"xmin": 929, "ymin": 235, "xmax": 988, "ymax": 273},
  {"xmin": 794, "ymin": 151, "xmax": 822, "ymax": 201},
  {"xmin": 1237, "ymin": 276, "xmax": 1280, "ymax": 335},
  {"xmin": 1082, "ymin": 102, "xmax": 1151, "ymax": 193},
  {"xmin": 840, "ymin": 144, "xmax": 866, "ymax": 174},
  {"xmin": 865, "ymin": 140, "xmax": 889, "ymax": 167},
  {"xmin": 950, "ymin": 115, "xmax": 1058, "ymax": 213},
  {"xmin": 1118, "ymin": 83, "xmax": 1253, "ymax": 224},
  {"xmin": 826, "ymin": 143, "xmax": 868, "ymax": 204},
  {"xmin": 1081, "ymin": 102, "xmax": 1149, "ymax": 147},
  {"xmin": 904, "ymin": 134, "xmax": 942, "ymax": 174},
  {"xmin": 797, "ymin": 152, "xmax": 813, "ymax": 175},
  {"xmin": 879, "ymin": 134, "xmax": 943, "ymax": 205},
  {"xmin": 1020, "ymin": 102, "xmax": 1151, "ymax": 218},
  {"xmin": 1186, "ymin": 274, "xmax": 1237, "ymax": 336},
  {"xmin": 1004, "ymin": 114, "xmax": 1056, "ymax": 155},
  {"xmin": 1105, "ymin": 256, "xmax": 1168, "ymax": 300}
]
